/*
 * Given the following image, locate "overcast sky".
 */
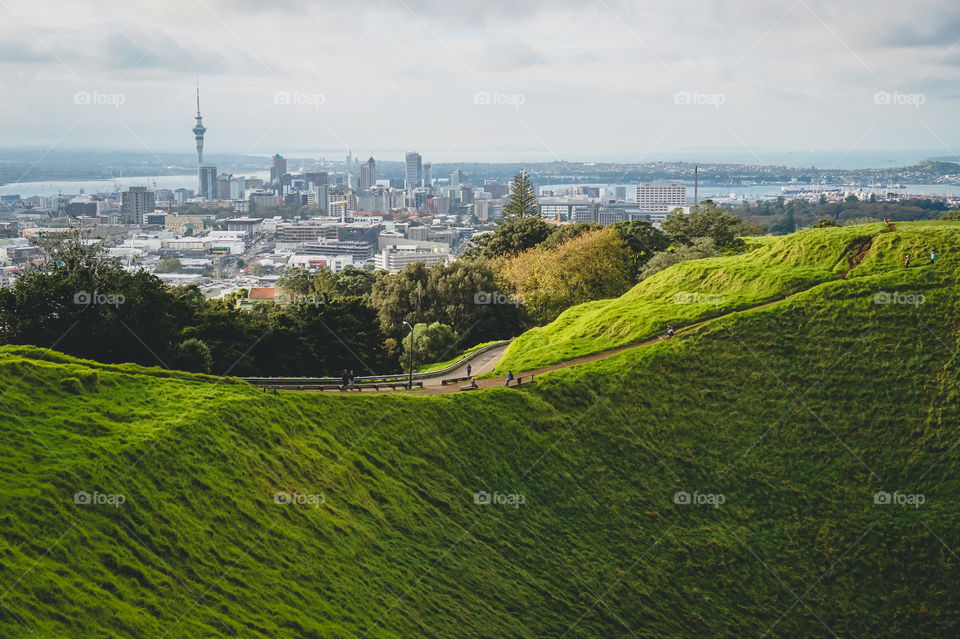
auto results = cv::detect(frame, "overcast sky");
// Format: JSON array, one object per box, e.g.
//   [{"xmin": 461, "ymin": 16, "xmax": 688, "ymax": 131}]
[{"xmin": 1, "ymin": 0, "xmax": 958, "ymax": 164}]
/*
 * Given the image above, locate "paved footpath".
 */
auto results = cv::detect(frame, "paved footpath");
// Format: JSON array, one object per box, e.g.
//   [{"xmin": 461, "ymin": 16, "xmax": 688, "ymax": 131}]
[
  {"xmin": 416, "ymin": 295, "xmax": 794, "ymax": 395},
  {"xmin": 421, "ymin": 344, "xmax": 511, "ymax": 388}
]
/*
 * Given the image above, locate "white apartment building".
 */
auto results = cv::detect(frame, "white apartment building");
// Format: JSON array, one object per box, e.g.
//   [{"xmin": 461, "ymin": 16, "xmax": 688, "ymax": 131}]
[
  {"xmin": 636, "ymin": 182, "xmax": 686, "ymax": 213},
  {"xmin": 375, "ymin": 244, "xmax": 449, "ymax": 272},
  {"xmin": 287, "ymin": 254, "xmax": 355, "ymax": 273}
]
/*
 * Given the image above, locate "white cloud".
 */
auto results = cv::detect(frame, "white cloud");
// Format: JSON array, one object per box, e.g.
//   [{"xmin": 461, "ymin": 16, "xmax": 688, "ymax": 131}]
[{"xmin": 0, "ymin": 0, "xmax": 956, "ymax": 161}]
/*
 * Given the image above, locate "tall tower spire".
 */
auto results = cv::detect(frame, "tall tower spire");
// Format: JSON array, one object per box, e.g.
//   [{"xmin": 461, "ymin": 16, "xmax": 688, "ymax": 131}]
[{"xmin": 192, "ymin": 79, "xmax": 207, "ymax": 195}]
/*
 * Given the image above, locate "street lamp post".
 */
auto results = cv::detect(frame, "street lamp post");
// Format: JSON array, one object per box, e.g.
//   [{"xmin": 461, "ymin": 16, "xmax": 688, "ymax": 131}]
[{"xmin": 403, "ymin": 321, "xmax": 414, "ymax": 390}]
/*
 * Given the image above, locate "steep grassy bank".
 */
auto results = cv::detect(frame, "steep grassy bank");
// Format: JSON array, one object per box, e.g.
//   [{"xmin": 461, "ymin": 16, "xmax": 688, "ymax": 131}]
[
  {"xmin": 1, "ymin": 223, "xmax": 959, "ymax": 637},
  {"xmin": 494, "ymin": 221, "xmax": 954, "ymax": 373}
]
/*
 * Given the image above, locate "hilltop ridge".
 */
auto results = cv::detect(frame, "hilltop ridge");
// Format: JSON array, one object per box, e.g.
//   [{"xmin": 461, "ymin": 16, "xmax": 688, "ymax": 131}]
[{"xmin": 1, "ymin": 222, "xmax": 959, "ymax": 637}]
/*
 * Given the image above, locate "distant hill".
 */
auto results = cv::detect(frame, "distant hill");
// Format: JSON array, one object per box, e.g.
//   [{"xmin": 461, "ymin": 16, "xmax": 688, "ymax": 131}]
[{"xmin": 1, "ymin": 221, "xmax": 959, "ymax": 637}]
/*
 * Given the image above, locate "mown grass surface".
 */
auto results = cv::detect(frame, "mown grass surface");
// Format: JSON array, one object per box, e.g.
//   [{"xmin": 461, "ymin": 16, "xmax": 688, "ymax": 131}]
[
  {"xmin": 1, "ymin": 222, "xmax": 959, "ymax": 637},
  {"xmin": 494, "ymin": 222, "xmax": 955, "ymax": 373}
]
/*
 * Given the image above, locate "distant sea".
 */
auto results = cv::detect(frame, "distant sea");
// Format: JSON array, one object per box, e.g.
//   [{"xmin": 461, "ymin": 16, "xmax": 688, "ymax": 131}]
[
  {"xmin": 253, "ymin": 148, "xmax": 958, "ymax": 170},
  {"xmin": 0, "ymin": 172, "xmax": 272, "ymax": 199},
  {"xmin": 1, "ymin": 149, "xmax": 958, "ymax": 199},
  {"xmin": 539, "ymin": 183, "xmax": 960, "ymax": 199}
]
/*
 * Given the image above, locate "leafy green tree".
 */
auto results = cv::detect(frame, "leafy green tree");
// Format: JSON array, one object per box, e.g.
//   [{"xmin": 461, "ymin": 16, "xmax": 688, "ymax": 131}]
[
  {"xmin": 462, "ymin": 217, "xmax": 552, "ymax": 260},
  {"xmin": 611, "ymin": 220, "xmax": 670, "ymax": 280},
  {"xmin": 332, "ymin": 268, "xmax": 379, "ymax": 300},
  {"xmin": 501, "ymin": 170, "xmax": 540, "ymax": 221},
  {"xmin": 661, "ymin": 202, "xmax": 752, "ymax": 252},
  {"xmin": 175, "ymin": 338, "xmax": 213, "ymax": 374},
  {"xmin": 276, "ymin": 267, "xmax": 315, "ymax": 296},
  {"xmin": 399, "ymin": 322, "xmax": 459, "ymax": 372},
  {"xmin": 0, "ymin": 229, "xmax": 176, "ymax": 366},
  {"xmin": 540, "ymin": 223, "xmax": 602, "ymax": 249},
  {"xmin": 638, "ymin": 237, "xmax": 722, "ymax": 281},
  {"xmin": 939, "ymin": 210, "xmax": 960, "ymax": 221},
  {"xmin": 371, "ymin": 261, "xmax": 524, "ymax": 342},
  {"xmin": 496, "ymin": 227, "xmax": 634, "ymax": 324},
  {"xmin": 769, "ymin": 209, "xmax": 796, "ymax": 235},
  {"xmin": 157, "ymin": 257, "xmax": 182, "ymax": 273},
  {"xmin": 812, "ymin": 218, "xmax": 840, "ymax": 228}
]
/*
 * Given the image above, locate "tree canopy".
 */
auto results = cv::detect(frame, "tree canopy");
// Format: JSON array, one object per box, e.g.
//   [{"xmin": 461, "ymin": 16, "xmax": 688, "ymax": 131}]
[
  {"xmin": 501, "ymin": 170, "xmax": 540, "ymax": 222},
  {"xmin": 495, "ymin": 227, "xmax": 634, "ymax": 324}
]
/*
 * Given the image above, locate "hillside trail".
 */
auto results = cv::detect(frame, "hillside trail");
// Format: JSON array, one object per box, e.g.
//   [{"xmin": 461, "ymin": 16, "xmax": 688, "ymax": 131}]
[
  {"xmin": 418, "ymin": 243, "xmax": 885, "ymax": 395},
  {"xmin": 416, "ymin": 295, "xmax": 792, "ymax": 395}
]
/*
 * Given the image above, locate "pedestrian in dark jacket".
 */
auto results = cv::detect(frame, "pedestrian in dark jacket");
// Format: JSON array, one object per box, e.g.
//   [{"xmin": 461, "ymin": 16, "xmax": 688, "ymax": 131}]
[
  {"xmin": 348, "ymin": 370, "xmax": 355, "ymax": 388},
  {"xmin": 505, "ymin": 371, "xmax": 514, "ymax": 386},
  {"xmin": 342, "ymin": 369, "xmax": 349, "ymax": 389}
]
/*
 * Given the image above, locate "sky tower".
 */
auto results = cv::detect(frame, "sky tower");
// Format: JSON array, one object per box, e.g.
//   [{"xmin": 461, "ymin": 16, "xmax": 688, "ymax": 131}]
[{"xmin": 192, "ymin": 82, "xmax": 206, "ymax": 193}]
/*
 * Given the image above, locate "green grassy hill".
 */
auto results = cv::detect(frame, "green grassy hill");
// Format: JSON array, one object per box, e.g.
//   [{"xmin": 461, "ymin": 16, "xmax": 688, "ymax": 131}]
[
  {"xmin": 494, "ymin": 221, "xmax": 952, "ymax": 373},
  {"xmin": 2, "ymin": 222, "xmax": 960, "ymax": 637}
]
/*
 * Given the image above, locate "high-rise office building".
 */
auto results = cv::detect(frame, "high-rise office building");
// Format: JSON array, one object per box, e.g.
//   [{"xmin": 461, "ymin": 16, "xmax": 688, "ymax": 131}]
[
  {"xmin": 192, "ymin": 84, "xmax": 206, "ymax": 196},
  {"xmin": 423, "ymin": 162, "xmax": 432, "ymax": 188},
  {"xmin": 404, "ymin": 152, "xmax": 422, "ymax": 190},
  {"xmin": 121, "ymin": 186, "xmax": 156, "ymax": 226},
  {"xmin": 635, "ymin": 182, "xmax": 686, "ymax": 213},
  {"xmin": 359, "ymin": 157, "xmax": 376, "ymax": 190},
  {"xmin": 450, "ymin": 167, "xmax": 465, "ymax": 188},
  {"xmin": 271, "ymin": 154, "xmax": 287, "ymax": 183},
  {"xmin": 199, "ymin": 165, "xmax": 217, "ymax": 200}
]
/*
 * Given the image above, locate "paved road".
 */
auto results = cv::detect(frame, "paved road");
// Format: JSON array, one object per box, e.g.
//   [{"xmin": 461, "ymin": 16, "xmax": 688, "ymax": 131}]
[{"xmin": 422, "ymin": 344, "xmax": 510, "ymax": 388}]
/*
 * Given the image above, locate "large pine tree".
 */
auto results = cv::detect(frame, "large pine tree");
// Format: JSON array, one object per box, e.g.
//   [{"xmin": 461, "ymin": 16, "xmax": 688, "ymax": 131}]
[{"xmin": 501, "ymin": 170, "xmax": 540, "ymax": 221}]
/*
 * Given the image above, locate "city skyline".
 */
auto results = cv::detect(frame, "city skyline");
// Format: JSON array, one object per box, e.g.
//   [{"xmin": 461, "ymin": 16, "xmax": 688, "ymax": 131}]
[{"xmin": 0, "ymin": 0, "xmax": 958, "ymax": 163}]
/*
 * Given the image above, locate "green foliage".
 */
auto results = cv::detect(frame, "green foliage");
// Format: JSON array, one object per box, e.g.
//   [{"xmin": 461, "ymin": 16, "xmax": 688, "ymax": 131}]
[
  {"xmin": 399, "ymin": 321, "xmax": 460, "ymax": 371},
  {"xmin": 496, "ymin": 227, "xmax": 634, "ymax": 324},
  {"xmin": 501, "ymin": 169, "xmax": 539, "ymax": 221},
  {"xmin": 463, "ymin": 217, "xmax": 553, "ymax": 260},
  {"xmin": 0, "ymin": 228, "xmax": 177, "ymax": 368},
  {"xmin": 370, "ymin": 261, "xmax": 525, "ymax": 342},
  {"xmin": 638, "ymin": 237, "xmax": 721, "ymax": 281},
  {"xmin": 611, "ymin": 220, "xmax": 670, "ymax": 279},
  {"xmin": 813, "ymin": 218, "xmax": 841, "ymax": 228},
  {"xmin": 496, "ymin": 222, "xmax": 937, "ymax": 372},
  {"xmin": 156, "ymin": 257, "xmax": 182, "ymax": 273},
  {"xmin": 661, "ymin": 201, "xmax": 754, "ymax": 251},
  {"xmin": 939, "ymin": 209, "xmax": 960, "ymax": 221},
  {"xmin": 175, "ymin": 338, "xmax": 213, "ymax": 374},
  {"xmin": 3, "ymin": 222, "xmax": 960, "ymax": 636},
  {"xmin": 540, "ymin": 222, "xmax": 602, "ymax": 249}
]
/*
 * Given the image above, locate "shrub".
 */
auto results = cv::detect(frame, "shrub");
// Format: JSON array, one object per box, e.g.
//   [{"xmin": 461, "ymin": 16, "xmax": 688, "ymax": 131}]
[{"xmin": 176, "ymin": 338, "xmax": 213, "ymax": 374}]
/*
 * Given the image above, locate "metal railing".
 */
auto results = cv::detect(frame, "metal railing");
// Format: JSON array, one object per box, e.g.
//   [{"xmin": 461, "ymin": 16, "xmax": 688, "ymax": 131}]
[{"xmin": 239, "ymin": 339, "xmax": 512, "ymax": 387}]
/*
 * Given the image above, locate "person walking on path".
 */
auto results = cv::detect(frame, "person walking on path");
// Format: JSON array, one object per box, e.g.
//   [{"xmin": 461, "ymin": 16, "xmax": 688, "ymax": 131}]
[
  {"xmin": 505, "ymin": 371, "xmax": 514, "ymax": 387},
  {"xmin": 931, "ymin": 250, "xmax": 936, "ymax": 264},
  {"xmin": 341, "ymin": 369, "xmax": 349, "ymax": 390},
  {"xmin": 466, "ymin": 363, "xmax": 472, "ymax": 377},
  {"xmin": 348, "ymin": 369, "xmax": 355, "ymax": 388},
  {"xmin": 904, "ymin": 254, "xmax": 910, "ymax": 268},
  {"xmin": 666, "ymin": 323, "xmax": 675, "ymax": 338}
]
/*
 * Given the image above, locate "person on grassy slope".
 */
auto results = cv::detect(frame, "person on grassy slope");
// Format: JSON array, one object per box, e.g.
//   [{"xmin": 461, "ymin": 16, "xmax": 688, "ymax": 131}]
[
  {"xmin": 667, "ymin": 323, "xmax": 675, "ymax": 338},
  {"xmin": 505, "ymin": 371, "xmax": 514, "ymax": 386},
  {"xmin": 931, "ymin": 250, "xmax": 936, "ymax": 264},
  {"xmin": 904, "ymin": 254, "xmax": 911, "ymax": 268}
]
